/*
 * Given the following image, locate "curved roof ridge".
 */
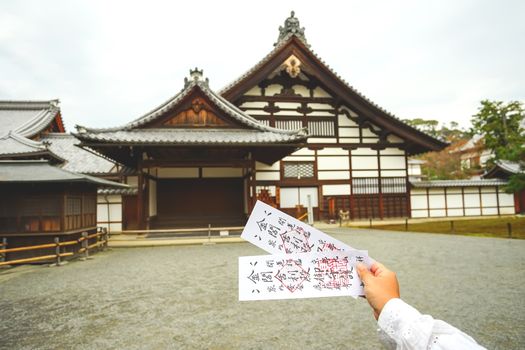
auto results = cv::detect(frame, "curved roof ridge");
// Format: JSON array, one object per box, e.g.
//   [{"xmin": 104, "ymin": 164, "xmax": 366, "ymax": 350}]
[
  {"xmin": 77, "ymin": 73, "xmax": 306, "ymax": 137},
  {"xmin": 2, "ymin": 131, "xmax": 46, "ymax": 149}
]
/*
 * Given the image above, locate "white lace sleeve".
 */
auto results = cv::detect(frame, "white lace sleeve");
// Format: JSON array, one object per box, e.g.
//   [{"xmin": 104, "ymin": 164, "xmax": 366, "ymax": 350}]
[{"xmin": 377, "ymin": 298, "xmax": 486, "ymax": 350}]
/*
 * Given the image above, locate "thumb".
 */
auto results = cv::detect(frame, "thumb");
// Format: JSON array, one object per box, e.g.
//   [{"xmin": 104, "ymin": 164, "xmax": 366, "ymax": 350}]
[{"xmin": 357, "ymin": 263, "xmax": 372, "ymax": 285}]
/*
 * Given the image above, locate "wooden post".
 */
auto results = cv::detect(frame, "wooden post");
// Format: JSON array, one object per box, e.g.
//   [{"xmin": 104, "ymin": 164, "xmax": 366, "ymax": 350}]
[
  {"xmin": 405, "ymin": 218, "xmax": 408, "ymax": 231},
  {"xmin": 0, "ymin": 238, "xmax": 6, "ymax": 262},
  {"xmin": 54, "ymin": 237, "xmax": 61, "ymax": 266},
  {"xmin": 104, "ymin": 227, "xmax": 109, "ymax": 250},
  {"xmin": 82, "ymin": 231, "xmax": 89, "ymax": 260},
  {"xmin": 208, "ymin": 224, "xmax": 211, "ymax": 243},
  {"xmin": 507, "ymin": 223, "xmax": 512, "ymax": 239},
  {"xmin": 369, "ymin": 218, "xmax": 372, "ymax": 228},
  {"xmin": 450, "ymin": 221, "xmax": 455, "ymax": 233}
]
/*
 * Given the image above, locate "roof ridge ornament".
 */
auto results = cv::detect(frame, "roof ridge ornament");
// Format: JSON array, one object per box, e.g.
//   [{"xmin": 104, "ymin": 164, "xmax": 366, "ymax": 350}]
[
  {"xmin": 184, "ymin": 67, "xmax": 209, "ymax": 88},
  {"xmin": 274, "ymin": 11, "xmax": 308, "ymax": 47}
]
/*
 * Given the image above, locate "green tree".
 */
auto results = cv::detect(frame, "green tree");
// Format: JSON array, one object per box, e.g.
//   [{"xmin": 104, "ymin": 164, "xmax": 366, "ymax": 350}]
[{"xmin": 471, "ymin": 100, "xmax": 525, "ymax": 192}]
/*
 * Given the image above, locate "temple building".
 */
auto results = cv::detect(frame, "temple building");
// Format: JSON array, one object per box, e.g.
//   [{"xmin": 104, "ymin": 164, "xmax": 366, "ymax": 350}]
[
  {"xmin": 2, "ymin": 13, "xmax": 518, "ymax": 234},
  {"xmin": 75, "ymin": 12, "xmax": 449, "ymax": 229}
]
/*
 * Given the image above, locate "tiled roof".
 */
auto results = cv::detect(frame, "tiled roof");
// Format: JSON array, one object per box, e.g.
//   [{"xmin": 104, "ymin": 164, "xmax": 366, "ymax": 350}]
[
  {"xmin": 75, "ymin": 71, "xmax": 307, "ymax": 145},
  {"xmin": 0, "ymin": 132, "xmax": 65, "ymax": 162},
  {"xmin": 0, "ymin": 160, "xmax": 128, "ymax": 187},
  {"xmin": 0, "ymin": 131, "xmax": 46, "ymax": 155},
  {"xmin": 75, "ymin": 128, "xmax": 306, "ymax": 145},
  {"xmin": 0, "ymin": 100, "xmax": 62, "ymax": 138},
  {"xmin": 98, "ymin": 187, "xmax": 138, "ymax": 195},
  {"xmin": 41, "ymin": 133, "xmax": 118, "ymax": 174},
  {"xmin": 411, "ymin": 179, "xmax": 507, "ymax": 188},
  {"xmin": 218, "ymin": 21, "xmax": 447, "ymax": 151},
  {"xmin": 494, "ymin": 160, "xmax": 523, "ymax": 174},
  {"xmin": 77, "ymin": 74, "xmax": 306, "ymax": 138}
]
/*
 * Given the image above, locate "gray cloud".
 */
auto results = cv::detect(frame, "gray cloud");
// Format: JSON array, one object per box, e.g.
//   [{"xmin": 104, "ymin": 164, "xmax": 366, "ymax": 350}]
[{"xmin": 0, "ymin": 0, "xmax": 524, "ymax": 131}]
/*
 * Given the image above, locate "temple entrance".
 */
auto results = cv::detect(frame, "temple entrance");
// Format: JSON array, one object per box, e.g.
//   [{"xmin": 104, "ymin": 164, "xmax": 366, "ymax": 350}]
[{"xmin": 155, "ymin": 178, "xmax": 245, "ymax": 228}]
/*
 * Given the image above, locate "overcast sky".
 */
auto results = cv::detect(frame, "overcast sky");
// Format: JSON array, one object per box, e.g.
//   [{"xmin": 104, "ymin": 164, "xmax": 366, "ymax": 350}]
[{"xmin": 1, "ymin": 0, "xmax": 524, "ymax": 131}]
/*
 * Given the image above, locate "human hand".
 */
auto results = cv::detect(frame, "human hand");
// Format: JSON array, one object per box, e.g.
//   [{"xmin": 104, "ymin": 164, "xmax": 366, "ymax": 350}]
[{"xmin": 357, "ymin": 262, "xmax": 400, "ymax": 320}]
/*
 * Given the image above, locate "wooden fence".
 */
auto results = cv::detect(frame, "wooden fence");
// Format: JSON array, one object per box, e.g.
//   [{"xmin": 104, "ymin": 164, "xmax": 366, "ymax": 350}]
[{"xmin": 0, "ymin": 227, "xmax": 109, "ymax": 267}]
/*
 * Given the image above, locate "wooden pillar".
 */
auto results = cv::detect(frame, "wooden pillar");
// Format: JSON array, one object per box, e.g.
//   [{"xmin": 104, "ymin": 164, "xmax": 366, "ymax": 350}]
[
  {"xmin": 377, "ymin": 149, "xmax": 383, "ymax": 219},
  {"xmin": 137, "ymin": 157, "xmax": 145, "ymax": 230},
  {"xmin": 495, "ymin": 186, "xmax": 501, "ymax": 216},
  {"xmin": 404, "ymin": 151, "xmax": 411, "ymax": 218}
]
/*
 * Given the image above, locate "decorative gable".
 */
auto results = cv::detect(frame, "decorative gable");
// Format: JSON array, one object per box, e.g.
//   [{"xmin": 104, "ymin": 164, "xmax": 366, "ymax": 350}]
[
  {"xmin": 221, "ymin": 12, "xmax": 448, "ymax": 155},
  {"xmin": 162, "ymin": 97, "xmax": 230, "ymax": 128}
]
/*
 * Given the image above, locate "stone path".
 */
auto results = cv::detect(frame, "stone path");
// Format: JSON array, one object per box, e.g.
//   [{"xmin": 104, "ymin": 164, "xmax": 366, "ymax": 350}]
[{"xmin": 1, "ymin": 229, "xmax": 524, "ymax": 349}]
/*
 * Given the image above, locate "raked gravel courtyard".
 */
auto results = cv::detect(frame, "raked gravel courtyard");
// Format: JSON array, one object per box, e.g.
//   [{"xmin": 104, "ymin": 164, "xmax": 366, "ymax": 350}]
[{"xmin": 1, "ymin": 228, "xmax": 524, "ymax": 350}]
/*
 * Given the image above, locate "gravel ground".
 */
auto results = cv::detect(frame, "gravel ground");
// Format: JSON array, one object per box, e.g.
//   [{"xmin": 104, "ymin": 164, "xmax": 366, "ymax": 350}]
[{"xmin": 1, "ymin": 229, "xmax": 524, "ymax": 350}]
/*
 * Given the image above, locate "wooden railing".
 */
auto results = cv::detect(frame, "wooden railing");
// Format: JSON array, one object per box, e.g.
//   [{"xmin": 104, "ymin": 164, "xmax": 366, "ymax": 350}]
[{"xmin": 0, "ymin": 227, "xmax": 108, "ymax": 267}]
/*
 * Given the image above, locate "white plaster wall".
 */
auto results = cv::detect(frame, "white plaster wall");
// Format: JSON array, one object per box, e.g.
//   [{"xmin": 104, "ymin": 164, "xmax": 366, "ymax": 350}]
[
  {"xmin": 308, "ymin": 103, "xmax": 333, "ymax": 110},
  {"xmin": 338, "ymin": 115, "xmax": 359, "ymax": 127},
  {"xmin": 307, "ymin": 138, "xmax": 337, "ymax": 144},
  {"xmin": 465, "ymin": 208, "xmax": 482, "ymax": 216},
  {"xmin": 313, "ymin": 87, "xmax": 331, "ymax": 97},
  {"xmin": 464, "ymin": 193, "xmax": 481, "ymax": 207},
  {"xmin": 430, "ymin": 209, "xmax": 447, "ymax": 217},
  {"xmin": 244, "ymin": 86, "xmax": 262, "ymax": 96},
  {"xmin": 380, "ymin": 156, "xmax": 406, "ymax": 170},
  {"xmin": 481, "ymin": 193, "xmax": 497, "ymax": 207},
  {"xmin": 339, "ymin": 138, "xmax": 360, "ymax": 144},
  {"xmin": 317, "ymin": 148, "xmax": 347, "ymax": 156},
  {"xmin": 322, "ymin": 184, "xmax": 351, "ymax": 196},
  {"xmin": 361, "ymin": 128, "xmax": 379, "ymax": 138},
  {"xmin": 500, "ymin": 206, "xmax": 515, "ymax": 214},
  {"xmin": 447, "ymin": 209, "xmax": 464, "ymax": 217},
  {"xmin": 292, "ymin": 85, "xmax": 309, "ymax": 97},
  {"xmin": 351, "ymin": 156, "xmax": 377, "ymax": 170},
  {"xmin": 275, "ymin": 102, "xmax": 301, "ymax": 109},
  {"xmin": 266, "ymin": 84, "xmax": 282, "ymax": 96},
  {"xmin": 291, "ymin": 148, "xmax": 315, "ymax": 156},
  {"xmin": 410, "ymin": 195, "xmax": 428, "ymax": 209},
  {"xmin": 380, "ymin": 148, "xmax": 405, "ymax": 155},
  {"xmin": 317, "ymin": 156, "xmax": 349, "ymax": 170},
  {"xmin": 256, "ymin": 172, "xmax": 280, "ymax": 181},
  {"xmin": 429, "ymin": 195, "xmax": 446, "ymax": 209},
  {"xmin": 307, "ymin": 111, "xmax": 335, "ymax": 117},
  {"xmin": 411, "ymin": 210, "xmax": 428, "ymax": 218},
  {"xmin": 339, "ymin": 128, "xmax": 360, "ymax": 137},
  {"xmin": 352, "ymin": 148, "xmax": 376, "ymax": 156},
  {"xmin": 318, "ymin": 171, "xmax": 350, "ymax": 180},
  {"xmin": 482, "ymin": 207, "xmax": 498, "ymax": 215},
  {"xmin": 498, "ymin": 192, "xmax": 515, "ymax": 206},
  {"xmin": 447, "ymin": 194, "xmax": 463, "ymax": 208},
  {"xmin": 256, "ymin": 161, "xmax": 280, "ymax": 171},
  {"xmin": 381, "ymin": 170, "xmax": 407, "ymax": 177},
  {"xmin": 239, "ymin": 101, "xmax": 268, "ymax": 108},
  {"xmin": 282, "ymin": 155, "xmax": 315, "ymax": 161},
  {"xmin": 275, "ymin": 110, "xmax": 303, "ymax": 116},
  {"xmin": 352, "ymin": 170, "xmax": 379, "ymax": 177},
  {"xmin": 387, "ymin": 134, "xmax": 404, "ymax": 143}
]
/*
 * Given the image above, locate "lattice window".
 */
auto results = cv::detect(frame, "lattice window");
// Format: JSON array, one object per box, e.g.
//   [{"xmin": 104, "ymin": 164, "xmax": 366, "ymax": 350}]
[
  {"xmin": 307, "ymin": 120, "xmax": 335, "ymax": 136},
  {"xmin": 352, "ymin": 178, "xmax": 379, "ymax": 194},
  {"xmin": 381, "ymin": 178, "xmax": 407, "ymax": 193},
  {"xmin": 283, "ymin": 162, "xmax": 315, "ymax": 179},
  {"xmin": 66, "ymin": 197, "xmax": 82, "ymax": 215}
]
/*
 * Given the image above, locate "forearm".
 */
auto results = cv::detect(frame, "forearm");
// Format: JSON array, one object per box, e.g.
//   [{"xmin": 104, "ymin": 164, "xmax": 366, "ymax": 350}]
[{"xmin": 377, "ymin": 298, "xmax": 486, "ymax": 350}]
